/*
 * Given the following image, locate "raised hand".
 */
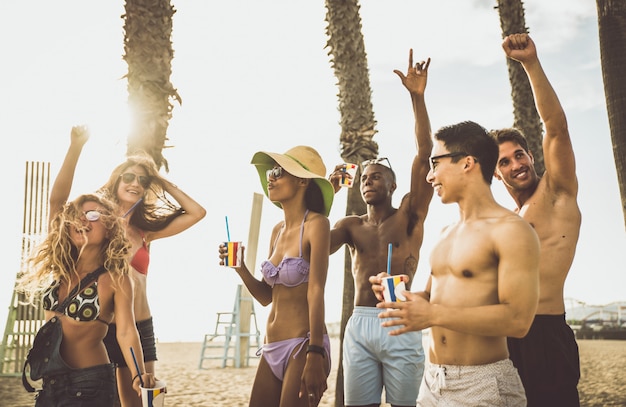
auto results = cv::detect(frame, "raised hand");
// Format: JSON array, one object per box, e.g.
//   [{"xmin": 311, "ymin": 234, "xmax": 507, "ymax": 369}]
[
  {"xmin": 393, "ymin": 48, "xmax": 431, "ymax": 96},
  {"xmin": 502, "ymin": 33, "xmax": 538, "ymax": 64},
  {"xmin": 70, "ymin": 124, "xmax": 90, "ymax": 147}
]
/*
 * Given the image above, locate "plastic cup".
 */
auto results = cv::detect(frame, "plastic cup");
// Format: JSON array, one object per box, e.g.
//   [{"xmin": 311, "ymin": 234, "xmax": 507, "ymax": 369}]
[
  {"xmin": 381, "ymin": 275, "xmax": 406, "ymax": 303},
  {"xmin": 340, "ymin": 163, "xmax": 358, "ymax": 188},
  {"xmin": 223, "ymin": 241, "xmax": 243, "ymax": 268},
  {"xmin": 140, "ymin": 380, "xmax": 167, "ymax": 407}
]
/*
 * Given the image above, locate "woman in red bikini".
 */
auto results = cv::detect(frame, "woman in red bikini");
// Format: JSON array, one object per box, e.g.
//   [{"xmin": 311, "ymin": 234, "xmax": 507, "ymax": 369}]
[
  {"xmin": 50, "ymin": 126, "xmax": 206, "ymax": 407},
  {"xmin": 219, "ymin": 145, "xmax": 333, "ymax": 407}
]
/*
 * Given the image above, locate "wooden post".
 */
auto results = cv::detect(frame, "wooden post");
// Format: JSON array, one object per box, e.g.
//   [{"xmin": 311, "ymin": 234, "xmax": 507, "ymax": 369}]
[{"xmin": 237, "ymin": 193, "xmax": 263, "ymax": 367}]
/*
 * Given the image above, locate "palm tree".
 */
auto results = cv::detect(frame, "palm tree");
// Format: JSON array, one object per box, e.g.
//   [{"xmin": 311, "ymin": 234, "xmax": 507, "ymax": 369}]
[
  {"xmin": 123, "ymin": 0, "xmax": 181, "ymax": 171},
  {"xmin": 495, "ymin": 0, "xmax": 545, "ymax": 175},
  {"xmin": 324, "ymin": 0, "xmax": 378, "ymax": 404},
  {"xmin": 596, "ymin": 0, "xmax": 626, "ymax": 229}
]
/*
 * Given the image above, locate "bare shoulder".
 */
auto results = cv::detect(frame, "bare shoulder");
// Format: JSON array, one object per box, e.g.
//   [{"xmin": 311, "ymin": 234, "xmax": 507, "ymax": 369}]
[
  {"xmin": 523, "ymin": 177, "xmax": 580, "ymax": 219},
  {"xmin": 101, "ymin": 269, "xmax": 131, "ymax": 292},
  {"xmin": 270, "ymin": 220, "xmax": 284, "ymax": 234},
  {"xmin": 397, "ymin": 192, "xmax": 411, "ymax": 209},
  {"xmin": 493, "ymin": 211, "xmax": 539, "ymax": 246},
  {"xmin": 307, "ymin": 211, "xmax": 330, "ymax": 228},
  {"xmin": 333, "ymin": 213, "xmax": 365, "ymax": 229}
]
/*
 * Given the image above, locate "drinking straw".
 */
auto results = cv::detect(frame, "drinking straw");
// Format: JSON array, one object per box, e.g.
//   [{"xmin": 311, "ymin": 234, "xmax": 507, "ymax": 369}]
[
  {"xmin": 225, "ymin": 215, "xmax": 231, "ymax": 241},
  {"xmin": 130, "ymin": 346, "xmax": 144, "ymax": 387},
  {"xmin": 387, "ymin": 243, "xmax": 392, "ymax": 274},
  {"xmin": 122, "ymin": 198, "xmax": 143, "ymax": 218}
]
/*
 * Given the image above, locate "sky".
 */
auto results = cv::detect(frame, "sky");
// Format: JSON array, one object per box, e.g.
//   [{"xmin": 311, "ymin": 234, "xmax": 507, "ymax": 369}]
[{"xmin": 1, "ymin": 0, "xmax": 624, "ymax": 343}]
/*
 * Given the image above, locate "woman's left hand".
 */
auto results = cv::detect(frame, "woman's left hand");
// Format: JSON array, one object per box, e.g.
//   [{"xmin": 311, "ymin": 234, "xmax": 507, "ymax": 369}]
[
  {"xmin": 299, "ymin": 353, "xmax": 328, "ymax": 406},
  {"xmin": 132, "ymin": 372, "xmax": 156, "ymax": 397}
]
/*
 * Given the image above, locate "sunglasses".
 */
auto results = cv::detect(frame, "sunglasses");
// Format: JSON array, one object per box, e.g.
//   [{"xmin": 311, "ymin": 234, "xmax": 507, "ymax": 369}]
[
  {"xmin": 84, "ymin": 210, "xmax": 102, "ymax": 222},
  {"xmin": 429, "ymin": 152, "xmax": 471, "ymax": 171},
  {"xmin": 120, "ymin": 173, "xmax": 151, "ymax": 188},
  {"xmin": 266, "ymin": 167, "xmax": 285, "ymax": 181},
  {"xmin": 361, "ymin": 157, "xmax": 393, "ymax": 171}
]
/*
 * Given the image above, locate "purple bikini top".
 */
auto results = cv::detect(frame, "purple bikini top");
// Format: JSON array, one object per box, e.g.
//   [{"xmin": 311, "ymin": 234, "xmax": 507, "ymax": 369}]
[{"xmin": 261, "ymin": 210, "xmax": 310, "ymax": 288}]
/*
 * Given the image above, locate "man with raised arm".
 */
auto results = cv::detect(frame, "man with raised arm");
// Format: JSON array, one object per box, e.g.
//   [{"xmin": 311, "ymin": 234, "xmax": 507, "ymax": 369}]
[
  {"xmin": 328, "ymin": 50, "xmax": 433, "ymax": 407},
  {"xmin": 372, "ymin": 120, "xmax": 541, "ymax": 406},
  {"xmin": 493, "ymin": 33, "xmax": 582, "ymax": 407}
]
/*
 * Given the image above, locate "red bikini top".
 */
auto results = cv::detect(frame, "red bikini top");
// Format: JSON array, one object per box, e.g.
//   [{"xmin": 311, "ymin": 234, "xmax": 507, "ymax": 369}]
[{"xmin": 130, "ymin": 232, "xmax": 150, "ymax": 275}]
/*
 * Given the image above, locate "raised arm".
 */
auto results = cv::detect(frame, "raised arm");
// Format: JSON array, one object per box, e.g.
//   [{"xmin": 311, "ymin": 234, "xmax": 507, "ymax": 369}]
[
  {"xmin": 393, "ymin": 50, "xmax": 434, "ymax": 219},
  {"xmin": 144, "ymin": 176, "xmax": 206, "ymax": 242},
  {"xmin": 503, "ymin": 34, "xmax": 577, "ymax": 196},
  {"xmin": 49, "ymin": 125, "xmax": 89, "ymax": 223}
]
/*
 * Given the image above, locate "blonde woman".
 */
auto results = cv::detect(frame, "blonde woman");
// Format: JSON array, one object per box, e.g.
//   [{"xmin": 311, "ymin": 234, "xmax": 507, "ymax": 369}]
[
  {"xmin": 19, "ymin": 194, "xmax": 155, "ymax": 406},
  {"xmin": 219, "ymin": 146, "xmax": 333, "ymax": 407}
]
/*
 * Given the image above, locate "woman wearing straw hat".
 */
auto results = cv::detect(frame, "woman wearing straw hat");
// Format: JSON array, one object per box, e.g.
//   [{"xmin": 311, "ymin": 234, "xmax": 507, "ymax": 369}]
[{"xmin": 219, "ymin": 145, "xmax": 333, "ymax": 407}]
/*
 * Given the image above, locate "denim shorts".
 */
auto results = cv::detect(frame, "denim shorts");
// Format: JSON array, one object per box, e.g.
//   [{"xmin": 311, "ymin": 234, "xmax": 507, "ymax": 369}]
[{"xmin": 35, "ymin": 363, "xmax": 116, "ymax": 407}]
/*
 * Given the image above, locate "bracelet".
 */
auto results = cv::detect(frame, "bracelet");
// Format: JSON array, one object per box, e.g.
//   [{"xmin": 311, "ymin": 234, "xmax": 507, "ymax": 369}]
[
  {"xmin": 306, "ymin": 344, "xmax": 326, "ymax": 358},
  {"xmin": 132, "ymin": 373, "xmax": 142, "ymax": 383}
]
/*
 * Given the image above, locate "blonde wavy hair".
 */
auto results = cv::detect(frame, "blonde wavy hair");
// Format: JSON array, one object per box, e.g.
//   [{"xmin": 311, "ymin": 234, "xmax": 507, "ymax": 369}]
[{"xmin": 17, "ymin": 194, "xmax": 131, "ymax": 303}]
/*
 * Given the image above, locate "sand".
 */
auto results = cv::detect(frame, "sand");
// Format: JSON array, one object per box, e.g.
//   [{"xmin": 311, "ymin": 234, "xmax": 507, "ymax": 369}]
[{"xmin": 2, "ymin": 337, "xmax": 625, "ymax": 406}]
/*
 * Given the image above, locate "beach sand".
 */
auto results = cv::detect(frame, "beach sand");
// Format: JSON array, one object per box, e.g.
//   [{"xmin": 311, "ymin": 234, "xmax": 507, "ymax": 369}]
[{"xmin": 2, "ymin": 337, "xmax": 625, "ymax": 406}]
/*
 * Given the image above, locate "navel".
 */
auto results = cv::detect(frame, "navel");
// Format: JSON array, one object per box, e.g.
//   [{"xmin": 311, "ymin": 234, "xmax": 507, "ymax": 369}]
[{"xmin": 462, "ymin": 269, "xmax": 473, "ymax": 278}]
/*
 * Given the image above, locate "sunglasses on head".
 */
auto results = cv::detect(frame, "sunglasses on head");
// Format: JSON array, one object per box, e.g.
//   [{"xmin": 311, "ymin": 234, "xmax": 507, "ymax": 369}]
[
  {"xmin": 120, "ymin": 173, "xmax": 151, "ymax": 188},
  {"xmin": 266, "ymin": 167, "xmax": 285, "ymax": 181},
  {"xmin": 84, "ymin": 210, "xmax": 102, "ymax": 222},
  {"xmin": 361, "ymin": 157, "xmax": 393, "ymax": 171}
]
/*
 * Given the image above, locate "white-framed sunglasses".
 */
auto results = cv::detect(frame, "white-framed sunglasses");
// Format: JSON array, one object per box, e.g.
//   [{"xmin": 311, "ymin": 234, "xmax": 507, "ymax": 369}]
[{"xmin": 84, "ymin": 210, "xmax": 102, "ymax": 222}]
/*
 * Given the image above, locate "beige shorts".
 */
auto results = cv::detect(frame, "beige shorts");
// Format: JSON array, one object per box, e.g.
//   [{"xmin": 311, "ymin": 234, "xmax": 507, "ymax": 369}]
[{"xmin": 417, "ymin": 358, "xmax": 526, "ymax": 407}]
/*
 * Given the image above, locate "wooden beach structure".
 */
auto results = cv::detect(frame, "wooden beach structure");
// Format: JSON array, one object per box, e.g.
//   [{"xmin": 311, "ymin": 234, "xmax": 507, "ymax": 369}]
[
  {"xmin": 199, "ymin": 193, "xmax": 264, "ymax": 368},
  {"xmin": 0, "ymin": 162, "xmax": 50, "ymax": 376}
]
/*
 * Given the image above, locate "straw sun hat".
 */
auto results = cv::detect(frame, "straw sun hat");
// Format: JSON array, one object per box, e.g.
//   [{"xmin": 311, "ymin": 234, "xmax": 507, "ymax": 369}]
[{"xmin": 251, "ymin": 145, "xmax": 334, "ymax": 216}]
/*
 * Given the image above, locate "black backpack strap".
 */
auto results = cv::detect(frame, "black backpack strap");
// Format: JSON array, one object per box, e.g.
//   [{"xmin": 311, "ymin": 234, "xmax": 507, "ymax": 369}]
[{"xmin": 22, "ymin": 368, "xmax": 36, "ymax": 392}]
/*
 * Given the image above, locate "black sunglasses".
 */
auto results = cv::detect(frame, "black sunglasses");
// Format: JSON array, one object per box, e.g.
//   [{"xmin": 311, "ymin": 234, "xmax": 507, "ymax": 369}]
[
  {"xmin": 120, "ymin": 173, "xmax": 151, "ymax": 188},
  {"xmin": 429, "ymin": 152, "xmax": 471, "ymax": 171},
  {"xmin": 266, "ymin": 167, "xmax": 284, "ymax": 181}
]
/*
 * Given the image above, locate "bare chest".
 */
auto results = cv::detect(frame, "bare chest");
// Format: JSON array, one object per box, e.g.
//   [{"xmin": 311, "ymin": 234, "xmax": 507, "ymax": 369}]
[{"xmin": 430, "ymin": 224, "xmax": 497, "ymax": 279}]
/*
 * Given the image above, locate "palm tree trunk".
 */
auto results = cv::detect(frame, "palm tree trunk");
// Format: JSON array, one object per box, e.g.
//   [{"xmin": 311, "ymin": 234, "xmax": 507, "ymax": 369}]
[
  {"xmin": 324, "ymin": 0, "xmax": 378, "ymax": 405},
  {"xmin": 496, "ymin": 0, "xmax": 545, "ymax": 175},
  {"xmin": 596, "ymin": 0, "xmax": 626, "ymax": 229},
  {"xmin": 123, "ymin": 0, "xmax": 181, "ymax": 170}
]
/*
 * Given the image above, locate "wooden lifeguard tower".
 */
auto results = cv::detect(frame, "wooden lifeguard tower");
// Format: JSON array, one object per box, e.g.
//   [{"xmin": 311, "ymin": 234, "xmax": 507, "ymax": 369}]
[{"xmin": 0, "ymin": 162, "xmax": 50, "ymax": 376}]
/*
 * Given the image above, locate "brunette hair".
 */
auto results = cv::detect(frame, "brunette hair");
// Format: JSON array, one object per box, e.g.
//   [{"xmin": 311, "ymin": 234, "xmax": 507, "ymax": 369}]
[{"xmin": 98, "ymin": 152, "xmax": 183, "ymax": 231}]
